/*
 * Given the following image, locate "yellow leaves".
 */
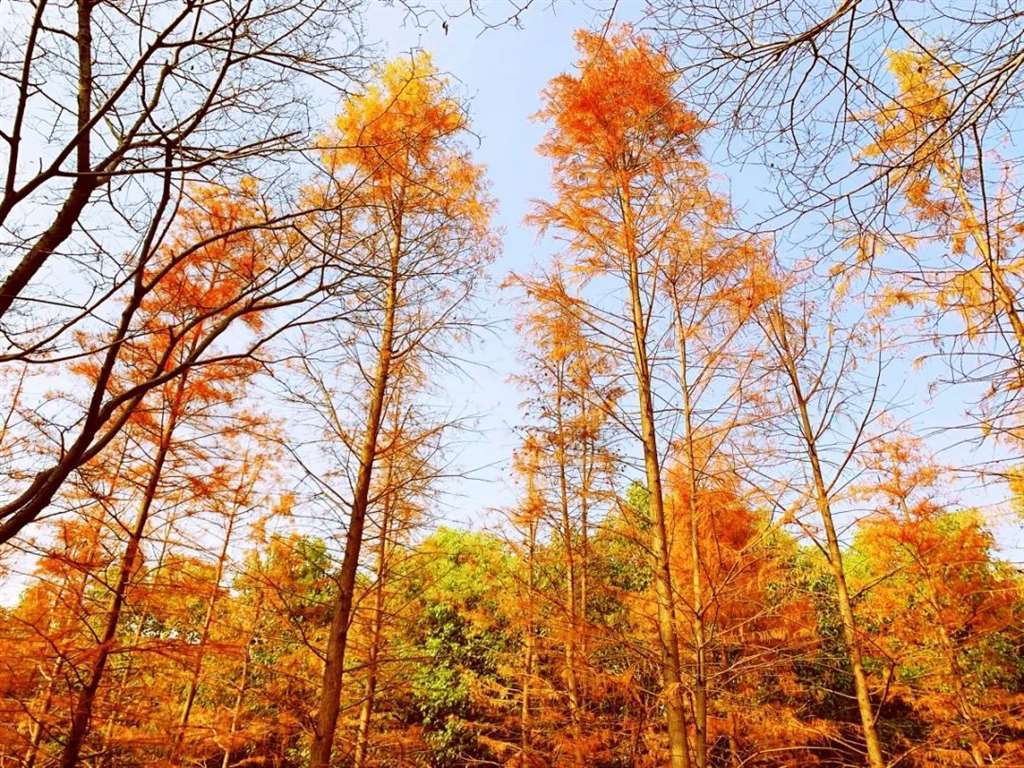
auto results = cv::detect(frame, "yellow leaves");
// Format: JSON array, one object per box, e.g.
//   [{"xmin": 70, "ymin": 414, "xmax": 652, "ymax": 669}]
[
  {"xmin": 841, "ymin": 230, "xmax": 888, "ymax": 273},
  {"xmin": 238, "ymin": 175, "xmax": 259, "ymax": 198},
  {"xmin": 934, "ymin": 267, "xmax": 991, "ymax": 339},
  {"xmin": 273, "ymin": 492, "xmax": 295, "ymax": 518},
  {"xmin": 1008, "ymin": 466, "xmax": 1024, "ymax": 519},
  {"xmin": 851, "ymin": 46, "xmax": 1024, "ymax": 366},
  {"xmin": 888, "ymin": 48, "xmax": 959, "ymax": 111},
  {"xmin": 315, "ymin": 52, "xmax": 494, "ymax": 255},
  {"xmin": 323, "ymin": 52, "xmax": 468, "ymax": 195},
  {"xmin": 857, "ymin": 49, "xmax": 969, "ymax": 246},
  {"xmin": 861, "ymin": 49, "xmax": 955, "ymax": 163},
  {"xmin": 869, "ymin": 283, "xmax": 919, "ymax": 320}
]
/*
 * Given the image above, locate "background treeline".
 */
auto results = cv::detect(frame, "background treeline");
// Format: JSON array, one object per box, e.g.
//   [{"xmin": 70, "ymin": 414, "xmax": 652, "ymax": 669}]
[{"xmin": 2, "ymin": 486, "xmax": 1022, "ymax": 767}]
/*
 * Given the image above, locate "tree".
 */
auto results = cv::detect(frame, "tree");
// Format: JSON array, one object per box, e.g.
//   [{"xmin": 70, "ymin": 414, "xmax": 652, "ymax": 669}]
[
  {"xmin": 403, "ymin": 528, "xmax": 518, "ymax": 767},
  {"xmin": 0, "ymin": 0, "xmax": 364, "ymax": 324},
  {"xmin": 0, "ymin": 174, "xmax": 365, "ymax": 546},
  {"xmin": 2, "ymin": 496, "xmax": 115, "ymax": 768},
  {"xmin": 532, "ymin": 26, "xmax": 722, "ymax": 767},
  {"xmin": 351, "ymin": 392, "xmax": 447, "ymax": 768},
  {"xmin": 54, "ymin": 188, "xmax": 270, "ymax": 767},
  {"xmin": 304, "ymin": 52, "xmax": 494, "ymax": 768},
  {"xmin": 857, "ymin": 49, "xmax": 1024, "ymax": 442},
  {"xmin": 508, "ymin": 265, "xmax": 622, "ymax": 765},
  {"xmin": 169, "ymin": 449, "xmax": 270, "ymax": 762},
  {"xmin": 755, "ymin": 286, "xmax": 888, "ymax": 768},
  {"xmin": 509, "ymin": 435, "xmax": 546, "ymax": 765},
  {"xmin": 659, "ymin": 174, "xmax": 771, "ymax": 766},
  {"xmin": 852, "ymin": 435, "xmax": 1022, "ymax": 765}
]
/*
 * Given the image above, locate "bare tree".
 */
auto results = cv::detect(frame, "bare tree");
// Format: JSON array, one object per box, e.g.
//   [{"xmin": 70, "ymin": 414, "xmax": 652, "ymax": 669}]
[
  {"xmin": 754, "ymin": 281, "xmax": 890, "ymax": 768},
  {"xmin": 0, "ymin": 0, "xmax": 366, "ymax": 326}
]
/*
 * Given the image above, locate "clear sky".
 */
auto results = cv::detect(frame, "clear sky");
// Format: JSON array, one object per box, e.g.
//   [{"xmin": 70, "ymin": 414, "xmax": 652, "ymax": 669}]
[{"xmin": 0, "ymin": 1, "xmax": 1019, "ymax": 608}]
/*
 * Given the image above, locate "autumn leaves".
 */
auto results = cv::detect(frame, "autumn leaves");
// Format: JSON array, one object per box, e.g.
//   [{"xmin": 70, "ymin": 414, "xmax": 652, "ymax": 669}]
[
  {"xmin": 2, "ymin": 12, "xmax": 1024, "ymax": 768},
  {"xmin": 507, "ymin": 28, "xmax": 1022, "ymax": 768}
]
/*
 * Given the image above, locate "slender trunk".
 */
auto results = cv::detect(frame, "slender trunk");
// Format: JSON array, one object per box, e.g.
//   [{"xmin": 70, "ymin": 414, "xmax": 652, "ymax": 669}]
[
  {"xmin": 772, "ymin": 313, "xmax": 885, "ymax": 768},
  {"xmin": 619, "ymin": 180, "xmax": 692, "ymax": 768},
  {"xmin": 99, "ymin": 515, "xmax": 175, "ymax": 768},
  {"xmin": 59, "ymin": 388, "xmax": 182, "ymax": 768},
  {"xmin": 578, "ymin": 401, "xmax": 591, "ymax": 660},
  {"xmin": 521, "ymin": 518, "xmax": 537, "ymax": 763},
  {"xmin": 309, "ymin": 234, "xmax": 400, "ymax": 768},
  {"xmin": 727, "ymin": 713, "xmax": 741, "ymax": 767},
  {"xmin": 23, "ymin": 571, "xmax": 72, "ymax": 768},
  {"xmin": 554, "ymin": 373, "xmax": 584, "ymax": 766},
  {"xmin": 221, "ymin": 593, "xmax": 263, "ymax": 768},
  {"xmin": 935, "ymin": 621, "xmax": 987, "ymax": 767},
  {"xmin": 351, "ymin": 600, "xmax": 382, "ymax": 768},
  {"xmin": 170, "ymin": 502, "xmax": 240, "ymax": 760},
  {"xmin": 24, "ymin": 665, "xmax": 59, "ymax": 768},
  {"xmin": 907, "ymin": 537, "xmax": 987, "ymax": 767},
  {"xmin": 353, "ymin": 485, "xmax": 394, "ymax": 768},
  {"xmin": 29, "ymin": 502, "xmax": 110, "ymax": 768},
  {"xmin": 672, "ymin": 294, "xmax": 707, "ymax": 768}
]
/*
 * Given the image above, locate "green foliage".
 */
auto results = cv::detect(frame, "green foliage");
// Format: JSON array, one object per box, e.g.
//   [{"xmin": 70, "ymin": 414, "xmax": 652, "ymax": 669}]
[
  {"xmin": 597, "ymin": 482, "xmax": 653, "ymax": 594},
  {"xmin": 404, "ymin": 528, "xmax": 516, "ymax": 767},
  {"xmin": 791, "ymin": 546, "xmax": 857, "ymax": 717},
  {"xmin": 624, "ymin": 481, "xmax": 651, "ymax": 530}
]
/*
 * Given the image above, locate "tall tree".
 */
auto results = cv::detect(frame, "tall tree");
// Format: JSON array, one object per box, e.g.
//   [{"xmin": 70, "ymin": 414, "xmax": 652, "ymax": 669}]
[
  {"xmin": 169, "ymin": 449, "xmax": 269, "ymax": 762},
  {"xmin": 352, "ymin": 386, "xmax": 446, "ymax": 768},
  {"xmin": 756, "ymin": 288, "xmax": 888, "ymax": 768},
  {"xmin": 510, "ymin": 435, "xmax": 546, "ymax": 764},
  {"xmin": 660, "ymin": 181, "xmax": 770, "ymax": 766},
  {"xmin": 532, "ymin": 27, "xmax": 726, "ymax": 767},
  {"xmin": 509, "ymin": 266, "xmax": 621, "ymax": 764},
  {"xmin": 853, "ymin": 435, "xmax": 1021, "ymax": 765},
  {"xmin": 56, "ymin": 188, "xmax": 269, "ymax": 767},
  {"xmin": 304, "ymin": 52, "xmax": 494, "ymax": 768}
]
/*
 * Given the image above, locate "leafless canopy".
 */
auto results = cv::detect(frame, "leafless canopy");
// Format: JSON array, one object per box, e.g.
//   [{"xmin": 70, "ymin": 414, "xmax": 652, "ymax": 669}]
[{"xmin": 645, "ymin": 1, "xmax": 1024, "ymax": 226}]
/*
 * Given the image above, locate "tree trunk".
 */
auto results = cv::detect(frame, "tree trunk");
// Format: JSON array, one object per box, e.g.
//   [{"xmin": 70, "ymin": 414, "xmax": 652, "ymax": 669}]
[
  {"xmin": 909, "ymin": 540, "xmax": 987, "ymax": 768},
  {"xmin": 308, "ymin": 235, "xmax": 399, "ymax": 768},
  {"xmin": 353, "ymin": 483, "xmax": 395, "ymax": 768},
  {"xmin": 521, "ymin": 517, "xmax": 537, "ymax": 764},
  {"xmin": 577, "ymin": 397, "xmax": 591, "ymax": 660},
  {"xmin": 620, "ymin": 181, "xmax": 692, "ymax": 768},
  {"xmin": 672, "ymin": 294, "xmax": 707, "ymax": 768},
  {"xmin": 772, "ymin": 312, "xmax": 885, "ymax": 768},
  {"xmin": 554, "ymin": 372, "xmax": 585, "ymax": 767},
  {"xmin": 221, "ymin": 593, "xmax": 262, "ymax": 768},
  {"xmin": 99, "ymin": 512, "xmax": 175, "ymax": 768},
  {"xmin": 170, "ymin": 497, "xmax": 241, "ymax": 761},
  {"xmin": 24, "ymin": 554, "xmax": 79, "ymax": 768},
  {"xmin": 59, "ymin": 388, "xmax": 181, "ymax": 768}
]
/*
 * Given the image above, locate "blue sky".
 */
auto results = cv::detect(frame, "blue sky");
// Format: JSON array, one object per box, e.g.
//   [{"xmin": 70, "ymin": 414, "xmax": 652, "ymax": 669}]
[{"xmin": 0, "ymin": 1, "xmax": 1019, "ymax": 608}]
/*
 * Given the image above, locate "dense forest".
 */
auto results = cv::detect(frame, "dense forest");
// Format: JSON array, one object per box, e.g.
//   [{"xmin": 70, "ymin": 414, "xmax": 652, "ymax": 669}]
[{"xmin": 1, "ymin": 1, "xmax": 1023, "ymax": 767}]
